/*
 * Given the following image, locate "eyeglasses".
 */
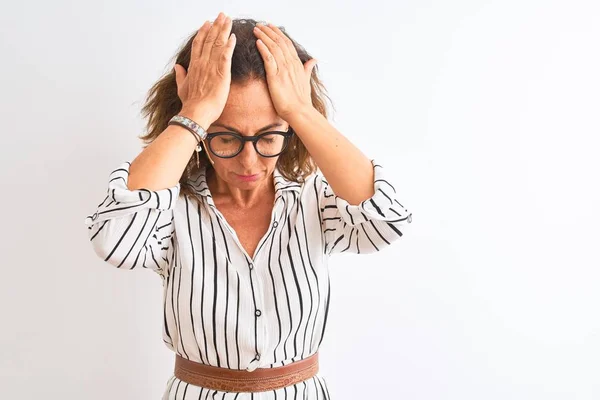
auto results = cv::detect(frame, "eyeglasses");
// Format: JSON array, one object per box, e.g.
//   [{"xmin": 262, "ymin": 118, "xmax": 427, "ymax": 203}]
[{"xmin": 205, "ymin": 128, "xmax": 294, "ymax": 158}]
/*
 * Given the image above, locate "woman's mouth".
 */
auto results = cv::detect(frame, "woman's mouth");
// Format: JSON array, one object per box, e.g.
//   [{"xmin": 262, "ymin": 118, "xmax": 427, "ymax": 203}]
[{"xmin": 236, "ymin": 172, "xmax": 259, "ymax": 181}]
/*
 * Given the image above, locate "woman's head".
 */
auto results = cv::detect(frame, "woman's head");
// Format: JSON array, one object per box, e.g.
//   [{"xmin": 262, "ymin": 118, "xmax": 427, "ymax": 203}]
[{"xmin": 140, "ymin": 18, "xmax": 333, "ymax": 202}]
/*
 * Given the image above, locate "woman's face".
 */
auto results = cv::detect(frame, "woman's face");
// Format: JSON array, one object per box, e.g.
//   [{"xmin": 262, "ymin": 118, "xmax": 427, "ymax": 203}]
[{"xmin": 205, "ymin": 79, "xmax": 289, "ymax": 191}]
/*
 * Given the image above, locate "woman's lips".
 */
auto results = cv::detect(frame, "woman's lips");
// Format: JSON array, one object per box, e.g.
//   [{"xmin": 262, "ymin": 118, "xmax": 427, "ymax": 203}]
[{"xmin": 237, "ymin": 172, "xmax": 259, "ymax": 181}]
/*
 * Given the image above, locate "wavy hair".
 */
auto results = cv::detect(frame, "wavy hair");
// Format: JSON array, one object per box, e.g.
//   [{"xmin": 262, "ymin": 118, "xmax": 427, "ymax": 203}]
[{"xmin": 138, "ymin": 18, "xmax": 333, "ymax": 208}]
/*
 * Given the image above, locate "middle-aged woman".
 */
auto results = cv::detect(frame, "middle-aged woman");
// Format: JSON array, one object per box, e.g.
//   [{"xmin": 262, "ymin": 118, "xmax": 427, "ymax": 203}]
[{"xmin": 84, "ymin": 12, "xmax": 413, "ymax": 399}]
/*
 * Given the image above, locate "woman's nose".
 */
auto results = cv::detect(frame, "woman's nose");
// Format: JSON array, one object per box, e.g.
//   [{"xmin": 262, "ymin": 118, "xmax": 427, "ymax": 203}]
[{"xmin": 238, "ymin": 140, "xmax": 260, "ymax": 160}]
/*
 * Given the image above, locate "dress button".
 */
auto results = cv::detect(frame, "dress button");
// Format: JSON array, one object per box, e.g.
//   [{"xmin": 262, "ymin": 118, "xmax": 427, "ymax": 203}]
[
  {"xmin": 255, "ymin": 309, "xmax": 262, "ymax": 317},
  {"xmin": 249, "ymin": 263, "xmax": 254, "ymax": 270},
  {"xmin": 273, "ymin": 221, "xmax": 278, "ymax": 228},
  {"xmin": 255, "ymin": 353, "xmax": 260, "ymax": 361},
  {"xmin": 92, "ymin": 212, "xmax": 98, "ymax": 220}
]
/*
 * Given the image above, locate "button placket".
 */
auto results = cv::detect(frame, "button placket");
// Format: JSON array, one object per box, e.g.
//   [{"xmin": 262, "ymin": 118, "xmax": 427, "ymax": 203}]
[
  {"xmin": 251, "ymin": 239, "xmax": 275, "ymax": 368},
  {"xmin": 247, "ymin": 255, "xmax": 266, "ymax": 368},
  {"xmin": 244, "ymin": 197, "xmax": 284, "ymax": 370},
  {"xmin": 247, "ymin": 201, "xmax": 282, "ymax": 368}
]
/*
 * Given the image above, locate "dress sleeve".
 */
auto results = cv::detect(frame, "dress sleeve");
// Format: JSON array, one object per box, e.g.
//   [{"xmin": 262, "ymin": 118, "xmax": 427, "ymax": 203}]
[
  {"xmin": 84, "ymin": 161, "xmax": 180, "ymax": 277},
  {"xmin": 319, "ymin": 159, "xmax": 413, "ymax": 255}
]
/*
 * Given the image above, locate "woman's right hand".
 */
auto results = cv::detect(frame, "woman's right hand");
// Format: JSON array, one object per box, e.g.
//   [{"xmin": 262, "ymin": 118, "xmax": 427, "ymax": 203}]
[{"xmin": 173, "ymin": 12, "xmax": 236, "ymax": 130}]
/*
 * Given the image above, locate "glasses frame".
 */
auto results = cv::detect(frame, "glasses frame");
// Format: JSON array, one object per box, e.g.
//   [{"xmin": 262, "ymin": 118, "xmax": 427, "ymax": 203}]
[{"xmin": 204, "ymin": 128, "xmax": 295, "ymax": 158}]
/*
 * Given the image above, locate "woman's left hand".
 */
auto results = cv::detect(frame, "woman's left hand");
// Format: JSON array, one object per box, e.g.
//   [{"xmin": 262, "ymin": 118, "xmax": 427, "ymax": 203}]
[{"xmin": 253, "ymin": 23, "xmax": 318, "ymax": 121}]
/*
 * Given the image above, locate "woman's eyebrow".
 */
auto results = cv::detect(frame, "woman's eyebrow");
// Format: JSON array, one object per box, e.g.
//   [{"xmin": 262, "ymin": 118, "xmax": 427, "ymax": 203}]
[{"xmin": 210, "ymin": 122, "xmax": 285, "ymax": 134}]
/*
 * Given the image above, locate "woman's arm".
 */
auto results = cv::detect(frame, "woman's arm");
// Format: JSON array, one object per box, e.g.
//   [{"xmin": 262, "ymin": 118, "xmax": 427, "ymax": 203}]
[
  {"xmin": 127, "ymin": 107, "xmax": 211, "ymax": 191},
  {"xmin": 129, "ymin": 15, "xmax": 237, "ymax": 192},
  {"xmin": 287, "ymin": 107, "xmax": 375, "ymax": 206}
]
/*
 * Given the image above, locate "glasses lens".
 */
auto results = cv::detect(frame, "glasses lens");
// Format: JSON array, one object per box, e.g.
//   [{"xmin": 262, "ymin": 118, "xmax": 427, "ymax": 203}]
[
  {"xmin": 210, "ymin": 134, "xmax": 243, "ymax": 157},
  {"xmin": 256, "ymin": 133, "xmax": 287, "ymax": 156}
]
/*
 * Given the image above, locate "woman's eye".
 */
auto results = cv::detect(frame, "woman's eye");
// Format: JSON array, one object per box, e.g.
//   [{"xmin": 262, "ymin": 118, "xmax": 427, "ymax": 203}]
[{"xmin": 216, "ymin": 135, "xmax": 237, "ymax": 144}]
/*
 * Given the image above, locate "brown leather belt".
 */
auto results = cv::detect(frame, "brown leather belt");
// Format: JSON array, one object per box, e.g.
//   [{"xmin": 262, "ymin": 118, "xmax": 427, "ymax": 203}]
[{"xmin": 174, "ymin": 352, "xmax": 319, "ymax": 393}]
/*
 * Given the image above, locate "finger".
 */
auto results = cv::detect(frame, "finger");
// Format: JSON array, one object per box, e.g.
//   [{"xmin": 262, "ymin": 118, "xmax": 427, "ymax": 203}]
[
  {"xmin": 191, "ymin": 21, "xmax": 212, "ymax": 62},
  {"xmin": 228, "ymin": 33, "xmax": 237, "ymax": 53},
  {"xmin": 173, "ymin": 64, "xmax": 186, "ymax": 88},
  {"xmin": 304, "ymin": 58, "xmax": 318, "ymax": 80},
  {"xmin": 266, "ymin": 23, "xmax": 299, "ymax": 60},
  {"xmin": 254, "ymin": 24, "xmax": 289, "ymax": 59},
  {"xmin": 256, "ymin": 39, "xmax": 278, "ymax": 76},
  {"xmin": 210, "ymin": 14, "xmax": 233, "ymax": 61},
  {"xmin": 217, "ymin": 33, "xmax": 237, "ymax": 76},
  {"xmin": 200, "ymin": 12, "xmax": 226, "ymax": 65},
  {"xmin": 253, "ymin": 24, "xmax": 287, "ymax": 65}
]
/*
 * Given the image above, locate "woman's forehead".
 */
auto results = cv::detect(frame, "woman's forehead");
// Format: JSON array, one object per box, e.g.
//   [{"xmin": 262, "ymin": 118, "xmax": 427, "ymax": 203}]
[
  {"xmin": 226, "ymin": 82, "xmax": 274, "ymax": 111},
  {"xmin": 209, "ymin": 80, "xmax": 288, "ymax": 132}
]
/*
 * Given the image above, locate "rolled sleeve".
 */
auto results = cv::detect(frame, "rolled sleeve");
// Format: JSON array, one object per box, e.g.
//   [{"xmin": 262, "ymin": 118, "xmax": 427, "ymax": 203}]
[
  {"xmin": 320, "ymin": 159, "xmax": 413, "ymax": 255},
  {"xmin": 84, "ymin": 161, "xmax": 180, "ymax": 276}
]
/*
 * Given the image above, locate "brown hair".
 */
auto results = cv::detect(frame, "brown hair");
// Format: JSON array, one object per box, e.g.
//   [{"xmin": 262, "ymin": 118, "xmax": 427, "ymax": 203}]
[{"xmin": 138, "ymin": 18, "xmax": 334, "ymax": 209}]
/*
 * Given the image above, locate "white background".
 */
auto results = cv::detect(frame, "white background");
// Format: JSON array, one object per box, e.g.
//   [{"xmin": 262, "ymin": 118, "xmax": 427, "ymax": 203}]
[{"xmin": 1, "ymin": 0, "xmax": 599, "ymax": 398}]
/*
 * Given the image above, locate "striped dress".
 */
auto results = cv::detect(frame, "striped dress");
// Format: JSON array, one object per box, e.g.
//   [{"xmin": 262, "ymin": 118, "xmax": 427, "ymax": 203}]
[{"xmin": 84, "ymin": 159, "xmax": 413, "ymax": 399}]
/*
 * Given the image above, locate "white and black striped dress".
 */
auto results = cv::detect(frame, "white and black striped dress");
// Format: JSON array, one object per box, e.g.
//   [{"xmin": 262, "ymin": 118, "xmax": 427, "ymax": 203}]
[{"xmin": 84, "ymin": 159, "xmax": 413, "ymax": 400}]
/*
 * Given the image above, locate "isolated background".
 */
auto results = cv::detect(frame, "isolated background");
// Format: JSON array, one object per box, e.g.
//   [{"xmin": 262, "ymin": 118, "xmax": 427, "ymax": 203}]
[{"xmin": 1, "ymin": 0, "xmax": 599, "ymax": 398}]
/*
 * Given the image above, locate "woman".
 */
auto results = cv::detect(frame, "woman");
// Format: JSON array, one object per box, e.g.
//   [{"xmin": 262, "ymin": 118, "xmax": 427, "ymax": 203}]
[{"xmin": 84, "ymin": 12, "xmax": 413, "ymax": 399}]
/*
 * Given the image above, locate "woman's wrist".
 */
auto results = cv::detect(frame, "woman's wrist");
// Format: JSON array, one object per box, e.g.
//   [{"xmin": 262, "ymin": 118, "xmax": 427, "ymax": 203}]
[{"xmin": 179, "ymin": 105, "xmax": 214, "ymax": 132}]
